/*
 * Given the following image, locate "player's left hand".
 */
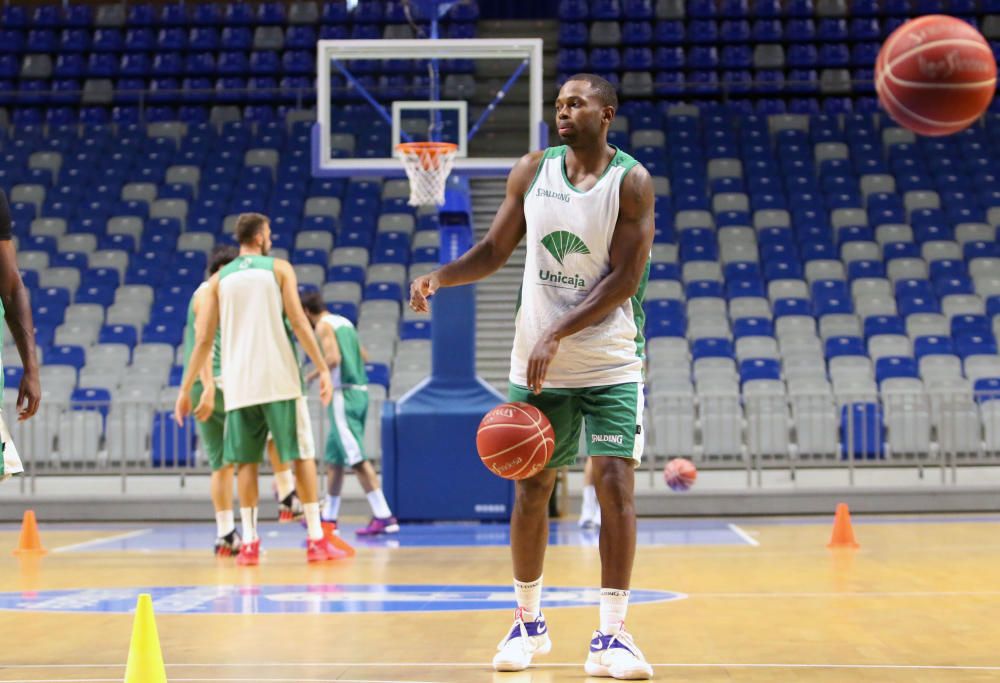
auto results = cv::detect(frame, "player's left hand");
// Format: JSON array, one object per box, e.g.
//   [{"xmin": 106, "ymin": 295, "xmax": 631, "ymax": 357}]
[
  {"xmin": 193, "ymin": 385, "xmax": 215, "ymax": 422},
  {"xmin": 174, "ymin": 391, "xmax": 192, "ymax": 426},
  {"xmin": 527, "ymin": 333, "xmax": 560, "ymax": 395},
  {"xmin": 318, "ymin": 372, "xmax": 333, "ymax": 407}
]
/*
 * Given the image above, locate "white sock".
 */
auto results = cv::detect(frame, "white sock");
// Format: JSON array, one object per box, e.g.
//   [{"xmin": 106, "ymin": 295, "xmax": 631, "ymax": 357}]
[
  {"xmin": 600, "ymin": 588, "xmax": 630, "ymax": 635},
  {"xmin": 240, "ymin": 506, "xmax": 258, "ymax": 543},
  {"xmin": 215, "ymin": 509, "xmax": 234, "ymax": 537},
  {"xmin": 303, "ymin": 502, "xmax": 323, "ymax": 541},
  {"xmin": 274, "ymin": 469, "xmax": 295, "ymax": 500},
  {"xmin": 514, "ymin": 575, "xmax": 543, "ymax": 621},
  {"xmin": 366, "ymin": 489, "xmax": 392, "ymax": 518},
  {"xmin": 323, "ymin": 495, "xmax": 341, "ymax": 521},
  {"xmin": 582, "ymin": 485, "xmax": 597, "ymax": 516}
]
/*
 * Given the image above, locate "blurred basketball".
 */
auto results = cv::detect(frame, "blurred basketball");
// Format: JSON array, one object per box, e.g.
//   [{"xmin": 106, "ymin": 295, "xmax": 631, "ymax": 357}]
[
  {"xmin": 875, "ymin": 15, "xmax": 996, "ymax": 136},
  {"xmin": 476, "ymin": 402, "xmax": 555, "ymax": 480},
  {"xmin": 664, "ymin": 458, "xmax": 698, "ymax": 492}
]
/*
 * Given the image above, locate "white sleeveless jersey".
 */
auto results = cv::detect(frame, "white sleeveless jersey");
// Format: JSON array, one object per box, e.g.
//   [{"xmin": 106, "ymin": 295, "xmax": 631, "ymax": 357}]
[
  {"xmin": 217, "ymin": 255, "xmax": 303, "ymax": 410},
  {"xmin": 510, "ymin": 145, "xmax": 649, "ymax": 389}
]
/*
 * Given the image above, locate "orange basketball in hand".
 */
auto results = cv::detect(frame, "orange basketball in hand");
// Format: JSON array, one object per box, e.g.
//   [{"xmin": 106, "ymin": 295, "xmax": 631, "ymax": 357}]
[
  {"xmin": 875, "ymin": 15, "xmax": 996, "ymax": 136},
  {"xmin": 476, "ymin": 402, "xmax": 555, "ymax": 480}
]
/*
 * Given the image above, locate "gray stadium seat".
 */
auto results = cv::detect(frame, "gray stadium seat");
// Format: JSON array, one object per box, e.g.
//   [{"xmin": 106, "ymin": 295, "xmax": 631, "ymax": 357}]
[
  {"xmin": 815, "ymin": 142, "xmax": 848, "ymax": 162},
  {"xmin": 79, "ymin": 366, "xmax": 123, "ymax": 390},
  {"xmin": 87, "ymin": 344, "xmax": 130, "ymax": 369},
  {"xmin": 983, "ymin": 15, "xmax": 1000, "ymax": 40},
  {"xmin": 882, "ymin": 126, "xmax": 916, "ymax": 148},
  {"xmin": 253, "ymin": 26, "xmax": 285, "ymax": 51},
  {"xmin": 904, "ymin": 190, "xmax": 941, "ymax": 213},
  {"xmin": 861, "ymin": 174, "xmax": 896, "ymax": 198},
  {"xmin": 656, "ymin": 0, "xmax": 685, "ymax": 19},
  {"xmin": 11, "ymin": 184, "xmax": 45, "ymax": 212},
  {"xmin": 147, "ymin": 121, "xmax": 186, "ymax": 146},
  {"xmin": 245, "ymin": 149, "xmax": 280, "ymax": 175},
  {"xmin": 165, "ymin": 165, "xmax": 200, "ymax": 188},
  {"xmin": 296, "ymin": 231, "xmax": 334, "ymax": 252},
  {"xmin": 377, "ymin": 213, "xmax": 415, "ymax": 233},
  {"xmin": 408, "ymin": 263, "xmax": 436, "ymax": 281},
  {"xmin": 753, "ymin": 209, "xmax": 791, "ymax": 229},
  {"xmin": 210, "ymin": 106, "xmax": 242, "ymax": 128},
  {"xmin": 64, "ymin": 304, "xmax": 105, "ymax": 327},
  {"xmin": 819, "ymin": 69, "xmax": 851, "ymax": 95},
  {"xmin": 95, "ymin": 3, "xmax": 126, "ymax": 27},
  {"xmin": 58, "ymin": 412, "xmax": 103, "ymax": 464},
  {"xmin": 382, "ymin": 180, "xmax": 411, "ymax": 200},
  {"xmin": 621, "ymin": 72, "xmax": 654, "ymax": 98},
  {"xmin": 82, "ymin": 78, "xmax": 114, "ymax": 105},
  {"xmin": 288, "ymin": 1, "xmax": 319, "ymax": 24},
  {"xmin": 30, "ymin": 217, "xmax": 66, "ymax": 238},
  {"xmin": 589, "ymin": 21, "xmax": 622, "ymax": 46},
  {"xmin": 330, "ymin": 134, "xmax": 356, "ymax": 155},
  {"xmin": 17, "ymin": 251, "xmax": 48, "ymax": 271},
  {"xmin": 768, "ymin": 114, "xmax": 808, "ymax": 133},
  {"xmin": 322, "ymin": 282, "xmax": 362, "ymax": 305},
  {"xmin": 133, "ymin": 343, "xmax": 175, "ymax": 369},
  {"xmin": 40, "ymin": 267, "xmax": 81, "ymax": 292},
  {"xmin": 713, "ymin": 193, "xmax": 749, "ymax": 214},
  {"xmin": 90, "ymin": 249, "xmax": 129, "ymax": 277},
  {"xmin": 20, "ymin": 54, "xmax": 52, "ymax": 79},
  {"xmin": 105, "ymin": 301, "xmax": 150, "ymax": 327},
  {"xmin": 28, "ymin": 151, "xmax": 62, "ymax": 180},
  {"xmin": 177, "ymin": 232, "xmax": 215, "ymax": 254},
  {"xmin": 360, "ymin": 300, "xmax": 402, "ymax": 322},
  {"xmin": 753, "ymin": 45, "xmax": 785, "ymax": 69},
  {"xmin": 115, "ymin": 284, "xmax": 155, "ymax": 307},
  {"xmin": 58, "ymin": 234, "xmax": 97, "ymax": 254},
  {"xmin": 708, "ymin": 158, "xmax": 742, "ymax": 179},
  {"xmin": 286, "ymin": 109, "xmax": 316, "ymax": 130},
  {"xmin": 55, "ymin": 322, "xmax": 100, "ymax": 347},
  {"xmin": 294, "ymin": 265, "xmax": 325, "ymax": 288},
  {"xmin": 412, "ymin": 231, "xmax": 439, "ymax": 250},
  {"xmin": 150, "ymin": 199, "xmax": 188, "ymax": 228},
  {"xmin": 304, "ymin": 197, "xmax": 341, "ymax": 218},
  {"xmin": 121, "ymin": 182, "xmax": 157, "ymax": 205},
  {"xmin": 366, "ymin": 264, "xmax": 406, "ymax": 287},
  {"xmin": 330, "ymin": 247, "xmax": 369, "ymax": 268},
  {"xmin": 676, "ymin": 210, "xmax": 714, "ymax": 230},
  {"xmin": 816, "ymin": 0, "xmax": 847, "ymax": 15},
  {"xmin": 107, "ymin": 216, "xmax": 144, "ymax": 242},
  {"xmin": 831, "ymin": 208, "xmax": 867, "ymax": 228},
  {"xmin": 652, "ymin": 176, "xmax": 670, "ymax": 196},
  {"xmin": 384, "ymin": 24, "xmax": 415, "ymax": 39}
]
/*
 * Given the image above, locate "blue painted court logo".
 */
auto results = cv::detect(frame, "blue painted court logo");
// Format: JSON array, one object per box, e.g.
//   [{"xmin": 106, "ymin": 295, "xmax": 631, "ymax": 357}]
[{"xmin": 0, "ymin": 585, "xmax": 684, "ymax": 615}]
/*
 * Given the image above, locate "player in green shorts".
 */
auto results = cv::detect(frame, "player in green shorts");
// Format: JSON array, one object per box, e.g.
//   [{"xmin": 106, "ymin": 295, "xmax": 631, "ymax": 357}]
[
  {"xmin": 0, "ymin": 188, "xmax": 40, "ymax": 483},
  {"xmin": 177, "ymin": 213, "xmax": 342, "ymax": 565},
  {"xmin": 184, "ymin": 245, "xmax": 239, "ymax": 555},
  {"xmin": 300, "ymin": 292, "xmax": 398, "ymax": 537},
  {"xmin": 410, "ymin": 74, "xmax": 655, "ymax": 678}
]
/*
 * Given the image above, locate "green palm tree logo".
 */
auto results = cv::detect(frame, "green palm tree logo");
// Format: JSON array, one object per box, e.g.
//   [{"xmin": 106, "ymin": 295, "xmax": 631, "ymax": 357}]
[{"xmin": 541, "ymin": 231, "xmax": 591, "ymax": 266}]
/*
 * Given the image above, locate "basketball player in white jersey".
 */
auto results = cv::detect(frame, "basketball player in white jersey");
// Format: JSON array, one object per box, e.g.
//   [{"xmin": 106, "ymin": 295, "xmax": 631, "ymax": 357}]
[
  {"xmin": 176, "ymin": 213, "xmax": 343, "ymax": 565},
  {"xmin": 410, "ymin": 74, "xmax": 655, "ymax": 679}
]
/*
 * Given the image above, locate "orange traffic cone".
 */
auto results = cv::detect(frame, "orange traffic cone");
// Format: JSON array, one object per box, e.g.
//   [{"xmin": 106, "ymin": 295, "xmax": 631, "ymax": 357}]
[
  {"xmin": 12, "ymin": 509, "xmax": 46, "ymax": 556},
  {"xmin": 827, "ymin": 502, "xmax": 859, "ymax": 549}
]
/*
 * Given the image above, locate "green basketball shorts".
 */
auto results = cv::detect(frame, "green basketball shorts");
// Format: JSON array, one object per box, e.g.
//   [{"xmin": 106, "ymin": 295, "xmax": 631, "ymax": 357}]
[
  {"xmin": 224, "ymin": 397, "xmax": 315, "ymax": 466},
  {"xmin": 325, "ymin": 387, "xmax": 369, "ymax": 467},
  {"xmin": 507, "ymin": 382, "xmax": 645, "ymax": 469},
  {"xmin": 191, "ymin": 381, "xmax": 227, "ymax": 471}
]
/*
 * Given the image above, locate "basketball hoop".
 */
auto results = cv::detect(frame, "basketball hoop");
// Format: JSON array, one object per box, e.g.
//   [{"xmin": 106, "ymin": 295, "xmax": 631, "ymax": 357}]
[{"xmin": 396, "ymin": 141, "xmax": 458, "ymax": 206}]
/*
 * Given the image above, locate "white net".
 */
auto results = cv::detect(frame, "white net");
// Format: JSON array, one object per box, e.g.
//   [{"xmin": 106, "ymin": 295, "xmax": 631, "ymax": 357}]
[{"xmin": 396, "ymin": 142, "xmax": 458, "ymax": 206}]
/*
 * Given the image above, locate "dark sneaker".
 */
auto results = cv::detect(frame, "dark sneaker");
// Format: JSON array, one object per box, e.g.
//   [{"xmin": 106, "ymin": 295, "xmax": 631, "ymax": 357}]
[
  {"xmin": 214, "ymin": 529, "xmax": 242, "ymax": 557},
  {"xmin": 278, "ymin": 491, "xmax": 304, "ymax": 523}
]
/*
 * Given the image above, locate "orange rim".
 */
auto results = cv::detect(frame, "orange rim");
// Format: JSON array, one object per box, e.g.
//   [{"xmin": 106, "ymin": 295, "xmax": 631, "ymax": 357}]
[{"xmin": 396, "ymin": 142, "xmax": 457, "ymax": 171}]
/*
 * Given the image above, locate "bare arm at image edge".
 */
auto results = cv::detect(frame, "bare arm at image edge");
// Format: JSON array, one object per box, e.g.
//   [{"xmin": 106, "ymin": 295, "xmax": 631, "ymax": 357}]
[{"xmin": 0, "ymin": 190, "xmax": 39, "ymax": 421}]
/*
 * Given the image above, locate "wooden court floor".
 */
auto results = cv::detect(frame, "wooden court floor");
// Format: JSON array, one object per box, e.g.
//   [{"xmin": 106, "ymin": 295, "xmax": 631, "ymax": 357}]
[{"xmin": 1, "ymin": 515, "xmax": 1000, "ymax": 682}]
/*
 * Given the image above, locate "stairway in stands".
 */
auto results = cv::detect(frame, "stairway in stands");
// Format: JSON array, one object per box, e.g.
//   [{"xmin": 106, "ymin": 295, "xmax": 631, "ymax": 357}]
[{"xmin": 471, "ymin": 178, "xmax": 525, "ymax": 392}]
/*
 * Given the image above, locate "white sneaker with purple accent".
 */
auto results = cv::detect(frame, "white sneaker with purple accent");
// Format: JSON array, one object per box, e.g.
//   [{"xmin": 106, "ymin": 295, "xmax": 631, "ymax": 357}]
[
  {"xmin": 492, "ymin": 609, "xmax": 552, "ymax": 672},
  {"xmin": 585, "ymin": 626, "xmax": 653, "ymax": 680}
]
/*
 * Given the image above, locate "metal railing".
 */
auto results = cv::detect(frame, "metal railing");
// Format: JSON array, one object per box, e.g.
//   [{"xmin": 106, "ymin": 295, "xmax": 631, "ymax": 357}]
[
  {"xmin": 4, "ymin": 395, "xmax": 383, "ymax": 493},
  {"xmin": 643, "ymin": 388, "xmax": 1000, "ymax": 487}
]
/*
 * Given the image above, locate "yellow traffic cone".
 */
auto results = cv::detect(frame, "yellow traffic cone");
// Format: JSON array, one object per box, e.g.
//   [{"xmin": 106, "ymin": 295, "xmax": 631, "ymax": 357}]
[{"xmin": 124, "ymin": 594, "xmax": 167, "ymax": 683}]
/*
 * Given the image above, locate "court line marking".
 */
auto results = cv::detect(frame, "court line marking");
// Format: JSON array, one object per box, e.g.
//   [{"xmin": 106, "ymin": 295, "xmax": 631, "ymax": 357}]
[
  {"xmin": 51, "ymin": 529, "xmax": 152, "ymax": 553},
  {"xmin": 6, "ymin": 662, "xmax": 1000, "ymax": 672},
  {"xmin": 0, "ymin": 679, "xmax": 446, "ymax": 683},
  {"xmin": 726, "ymin": 523, "xmax": 760, "ymax": 546},
  {"xmin": 693, "ymin": 590, "xmax": 1000, "ymax": 598}
]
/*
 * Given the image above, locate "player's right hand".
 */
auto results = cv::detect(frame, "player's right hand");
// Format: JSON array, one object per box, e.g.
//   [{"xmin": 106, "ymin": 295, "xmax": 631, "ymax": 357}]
[
  {"xmin": 409, "ymin": 272, "xmax": 440, "ymax": 313},
  {"xmin": 193, "ymin": 385, "xmax": 215, "ymax": 422},
  {"xmin": 174, "ymin": 391, "xmax": 192, "ymax": 427},
  {"xmin": 318, "ymin": 372, "xmax": 333, "ymax": 407}
]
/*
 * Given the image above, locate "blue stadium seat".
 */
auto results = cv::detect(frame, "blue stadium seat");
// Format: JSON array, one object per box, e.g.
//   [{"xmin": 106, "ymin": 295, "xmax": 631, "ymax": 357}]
[
  {"xmin": 49, "ymin": 345, "xmax": 86, "ymax": 371},
  {"xmin": 151, "ymin": 412, "xmax": 195, "ymax": 467},
  {"xmin": 740, "ymin": 358, "xmax": 781, "ymax": 382},
  {"xmin": 840, "ymin": 402, "xmax": 884, "ymax": 459},
  {"xmin": 957, "ymin": 333, "xmax": 998, "ymax": 357},
  {"xmin": 692, "ymin": 338, "xmax": 735, "ymax": 360},
  {"xmin": 71, "ymin": 388, "xmax": 112, "ymax": 417},
  {"xmin": 733, "ymin": 317, "xmax": 774, "ymax": 338},
  {"xmin": 826, "ymin": 336, "xmax": 866, "ymax": 359},
  {"xmin": 913, "ymin": 335, "xmax": 955, "ymax": 359},
  {"xmin": 876, "ymin": 356, "xmax": 918, "ymax": 383},
  {"xmin": 864, "ymin": 315, "xmax": 906, "ymax": 339}
]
